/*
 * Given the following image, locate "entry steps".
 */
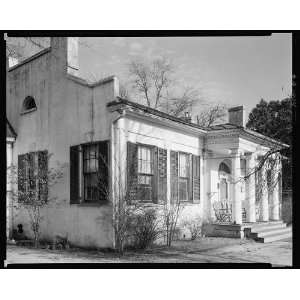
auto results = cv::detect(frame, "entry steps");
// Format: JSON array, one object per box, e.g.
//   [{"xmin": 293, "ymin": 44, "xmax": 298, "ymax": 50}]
[{"xmin": 244, "ymin": 221, "xmax": 292, "ymax": 243}]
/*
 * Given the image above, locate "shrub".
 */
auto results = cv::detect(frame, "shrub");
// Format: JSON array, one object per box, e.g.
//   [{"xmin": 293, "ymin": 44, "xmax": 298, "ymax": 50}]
[
  {"xmin": 182, "ymin": 215, "xmax": 203, "ymax": 240},
  {"xmin": 129, "ymin": 208, "xmax": 161, "ymax": 250}
]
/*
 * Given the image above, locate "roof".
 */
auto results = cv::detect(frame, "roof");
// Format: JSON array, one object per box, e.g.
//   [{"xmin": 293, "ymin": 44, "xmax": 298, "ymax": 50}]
[
  {"xmin": 6, "ymin": 119, "xmax": 17, "ymax": 138},
  {"xmin": 107, "ymin": 97, "xmax": 289, "ymax": 149},
  {"xmin": 107, "ymin": 97, "xmax": 208, "ymax": 131}
]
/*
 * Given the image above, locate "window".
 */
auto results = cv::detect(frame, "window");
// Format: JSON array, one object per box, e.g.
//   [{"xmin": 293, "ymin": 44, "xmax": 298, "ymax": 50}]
[
  {"xmin": 70, "ymin": 141, "xmax": 109, "ymax": 204},
  {"xmin": 178, "ymin": 152, "xmax": 189, "ymax": 201},
  {"xmin": 22, "ymin": 96, "xmax": 37, "ymax": 113},
  {"xmin": 83, "ymin": 144, "xmax": 100, "ymax": 202},
  {"xmin": 137, "ymin": 145, "xmax": 153, "ymax": 201},
  {"xmin": 18, "ymin": 151, "xmax": 48, "ymax": 203}
]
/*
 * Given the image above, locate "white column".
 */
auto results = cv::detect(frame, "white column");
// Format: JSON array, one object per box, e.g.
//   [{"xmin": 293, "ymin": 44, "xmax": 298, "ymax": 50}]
[
  {"xmin": 245, "ymin": 153, "xmax": 256, "ymax": 222},
  {"xmin": 231, "ymin": 149, "xmax": 242, "ymax": 224},
  {"xmin": 261, "ymin": 163, "xmax": 269, "ymax": 222},
  {"xmin": 270, "ymin": 156, "xmax": 280, "ymax": 220}
]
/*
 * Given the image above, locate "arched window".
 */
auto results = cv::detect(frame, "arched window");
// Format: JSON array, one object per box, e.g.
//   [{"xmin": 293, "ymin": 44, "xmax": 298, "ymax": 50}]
[
  {"xmin": 219, "ymin": 162, "xmax": 231, "ymax": 174},
  {"xmin": 22, "ymin": 96, "xmax": 37, "ymax": 113}
]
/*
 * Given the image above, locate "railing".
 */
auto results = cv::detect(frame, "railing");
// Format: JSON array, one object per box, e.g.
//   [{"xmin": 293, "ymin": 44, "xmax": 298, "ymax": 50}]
[{"xmin": 213, "ymin": 201, "xmax": 247, "ymax": 223}]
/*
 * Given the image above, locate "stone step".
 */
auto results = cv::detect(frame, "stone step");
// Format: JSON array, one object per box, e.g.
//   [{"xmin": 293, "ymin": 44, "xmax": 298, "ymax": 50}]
[
  {"xmin": 255, "ymin": 230, "xmax": 292, "ymax": 243},
  {"xmin": 250, "ymin": 223, "xmax": 287, "ymax": 233},
  {"xmin": 251, "ymin": 227, "xmax": 291, "ymax": 238}
]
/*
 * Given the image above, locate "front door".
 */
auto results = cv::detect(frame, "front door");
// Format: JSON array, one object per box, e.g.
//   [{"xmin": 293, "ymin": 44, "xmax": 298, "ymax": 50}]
[{"xmin": 219, "ymin": 177, "xmax": 228, "ymax": 203}]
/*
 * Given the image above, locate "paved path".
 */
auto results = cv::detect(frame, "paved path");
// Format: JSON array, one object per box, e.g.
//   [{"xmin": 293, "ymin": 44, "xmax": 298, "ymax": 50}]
[{"xmin": 6, "ymin": 238, "xmax": 292, "ymax": 266}]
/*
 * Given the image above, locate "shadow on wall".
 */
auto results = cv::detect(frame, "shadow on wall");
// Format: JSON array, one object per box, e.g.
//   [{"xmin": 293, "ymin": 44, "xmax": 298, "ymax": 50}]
[{"xmin": 282, "ymin": 190, "xmax": 292, "ymax": 226}]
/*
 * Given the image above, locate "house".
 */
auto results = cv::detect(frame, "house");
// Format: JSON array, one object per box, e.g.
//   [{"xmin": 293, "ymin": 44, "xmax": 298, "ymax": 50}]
[{"xmin": 6, "ymin": 37, "xmax": 291, "ymax": 248}]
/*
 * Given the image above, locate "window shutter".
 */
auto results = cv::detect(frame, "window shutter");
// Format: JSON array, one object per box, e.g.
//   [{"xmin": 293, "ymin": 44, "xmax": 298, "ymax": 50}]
[
  {"xmin": 18, "ymin": 154, "xmax": 27, "ymax": 202},
  {"xmin": 127, "ymin": 141, "xmax": 138, "ymax": 203},
  {"xmin": 98, "ymin": 141, "xmax": 109, "ymax": 201},
  {"xmin": 152, "ymin": 147, "xmax": 158, "ymax": 204},
  {"xmin": 192, "ymin": 155, "xmax": 200, "ymax": 204},
  {"xmin": 158, "ymin": 148, "xmax": 167, "ymax": 204},
  {"xmin": 170, "ymin": 150, "xmax": 178, "ymax": 203},
  {"xmin": 188, "ymin": 154, "xmax": 193, "ymax": 202},
  {"xmin": 70, "ymin": 145, "xmax": 80, "ymax": 204},
  {"xmin": 38, "ymin": 150, "xmax": 48, "ymax": 203}
]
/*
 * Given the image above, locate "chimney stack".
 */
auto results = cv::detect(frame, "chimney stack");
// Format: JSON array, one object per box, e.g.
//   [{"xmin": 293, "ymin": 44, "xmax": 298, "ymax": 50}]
[
  {"xmin": 183, "ymin": 111, "xmax": 192, "ymax": 123},
  {"xmin": 228, "ymin": 106, "xmax": 246, "ymax": 127}
]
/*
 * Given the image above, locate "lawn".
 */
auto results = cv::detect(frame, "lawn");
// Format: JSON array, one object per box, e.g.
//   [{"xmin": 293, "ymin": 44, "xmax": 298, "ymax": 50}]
[{"xmin": 6, "ymin": 237, "xmax": 292, "ymax": 266}]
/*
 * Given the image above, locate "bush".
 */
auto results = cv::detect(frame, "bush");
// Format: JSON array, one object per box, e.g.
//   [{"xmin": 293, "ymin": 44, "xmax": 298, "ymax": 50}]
[
  {"xmin": 182, "ymin": 215, "xmax": 203, "ymax": 240},
  {"xmin": 129, "ymin": 208, "xmax": 161, "ymax": 250}
]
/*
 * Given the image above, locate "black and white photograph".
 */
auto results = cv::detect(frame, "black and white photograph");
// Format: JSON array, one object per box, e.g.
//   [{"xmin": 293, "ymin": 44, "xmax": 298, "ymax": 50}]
[{"xmin": 3, "ymin": 32, "xmax": 293, "ymax": 267}]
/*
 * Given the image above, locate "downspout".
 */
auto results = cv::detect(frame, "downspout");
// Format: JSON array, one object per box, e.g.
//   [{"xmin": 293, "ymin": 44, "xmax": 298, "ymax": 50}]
[
  {"xmin": 110, "ymin": 110, "xmax": 126, "ymax": 249},
  {"xmin": 7, "ymin": 138, "xmax": 15, "ymax": 240}
]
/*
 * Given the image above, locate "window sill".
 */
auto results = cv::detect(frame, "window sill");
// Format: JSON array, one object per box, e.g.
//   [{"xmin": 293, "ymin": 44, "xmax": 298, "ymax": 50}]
[
  {"xmin": 77, "ymin": 201, "xmax": 110, "ymax": 207},
  {"xmin": 20, "ymin": 107, "xmax": 37, "ymax": 115}
]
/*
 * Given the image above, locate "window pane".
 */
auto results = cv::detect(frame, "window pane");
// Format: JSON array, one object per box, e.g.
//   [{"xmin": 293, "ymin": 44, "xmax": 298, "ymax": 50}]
[
  {"xmin": 179, "ymin": 178, "xmax": 188, "ymax": 201},
  {"xmin": 138, "ymin": 146, "xmax": 152, "ymax": 174},
  {"xmin": 84, "ymin": 173, "xmax": 98, "ymax": 201},
  {"xmin": 179, "ymin": 153, "xmax": 188, "ymax": 177}
]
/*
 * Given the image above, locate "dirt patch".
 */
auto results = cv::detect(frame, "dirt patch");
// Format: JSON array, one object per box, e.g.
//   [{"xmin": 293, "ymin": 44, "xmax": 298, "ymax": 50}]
[{"xmin": 6, "ymin": 237, "xmax": 292, "ymax": 266}]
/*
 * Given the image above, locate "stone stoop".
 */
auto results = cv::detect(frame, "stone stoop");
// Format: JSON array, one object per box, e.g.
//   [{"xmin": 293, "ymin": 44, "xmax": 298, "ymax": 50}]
[{"xmin": 244, "ymin": 221, "xmax": 292, "ymax": 243}]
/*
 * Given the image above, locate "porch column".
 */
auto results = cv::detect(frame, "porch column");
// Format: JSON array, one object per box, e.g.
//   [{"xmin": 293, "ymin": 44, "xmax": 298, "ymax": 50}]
[
  {"xmin": 245, "ymin": 153, "xmax": 256, "ymax": 222},
  {"xmin": 261, "ymin": 163, "xmax": 269, "ymax": 221},
  {"xmin": 270, "ymin": 156, "xmax": 280, "ymax": 220},
  {"xmin": 231, "ymin": 149, "xmax": 242, "ymax": 224}
]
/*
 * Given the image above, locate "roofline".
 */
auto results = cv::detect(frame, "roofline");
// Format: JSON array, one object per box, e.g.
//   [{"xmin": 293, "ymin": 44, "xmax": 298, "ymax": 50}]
[
  {"xmin": 107, "ymin": 97, "xmax": 208, "ymax": 132},
  {"xmin": 6, "ymin": 118, "xmax": 17, "ymax": 138},
  {"xmin": 8, "ymin": 47, "xmax": 51, "ymax": 72}
]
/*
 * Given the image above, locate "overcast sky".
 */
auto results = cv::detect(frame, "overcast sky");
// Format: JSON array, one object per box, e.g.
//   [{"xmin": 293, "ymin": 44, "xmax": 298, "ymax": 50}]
[
  {"xmin": 79, "ymin": 34, "xmax": 292, "ymax": 116},
  {"xmin": 8, "ymin": 34, "xmax": 292, "ymax": 118}
]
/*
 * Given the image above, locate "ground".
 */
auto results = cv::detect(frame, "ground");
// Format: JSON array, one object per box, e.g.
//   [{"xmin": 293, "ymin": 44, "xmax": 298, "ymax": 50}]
[{"xmin": 6, "ymin": 237, "xmax": 292, "ymax": 266}]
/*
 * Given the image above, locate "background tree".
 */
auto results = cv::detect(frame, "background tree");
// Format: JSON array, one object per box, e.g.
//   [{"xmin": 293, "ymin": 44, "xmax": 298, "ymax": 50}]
[
  {"xmin": 127, "ymin": 56, "xmax": 227, "ymax": 125},
  {"xmin": 246, "ymin": 97, "xmax": 292, "ymax": 190}
]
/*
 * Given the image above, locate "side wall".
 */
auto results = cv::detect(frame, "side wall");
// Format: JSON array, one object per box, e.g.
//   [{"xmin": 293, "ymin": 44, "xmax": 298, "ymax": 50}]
[{"xmin": 7, "ymin": 38, "xmax": 119, "ymax": 248}]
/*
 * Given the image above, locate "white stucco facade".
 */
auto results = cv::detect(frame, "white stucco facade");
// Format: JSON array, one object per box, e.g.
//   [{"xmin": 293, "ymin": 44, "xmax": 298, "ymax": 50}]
[{"xmin": 6, "ymin": 37, "xmax": 286, "ymax": 248}]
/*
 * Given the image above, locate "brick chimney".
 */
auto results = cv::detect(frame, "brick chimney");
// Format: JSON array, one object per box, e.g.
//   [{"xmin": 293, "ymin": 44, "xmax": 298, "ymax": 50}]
[
  {"xmin": 183, "ymin": 111, "xmax": 192, "ymax": 123},
  {"xmin": 228, "ymin": 106, "xmax": 246, "ymax": 127}
]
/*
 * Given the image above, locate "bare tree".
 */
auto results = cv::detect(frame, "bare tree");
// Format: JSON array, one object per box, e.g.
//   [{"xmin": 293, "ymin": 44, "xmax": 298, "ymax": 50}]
[
  {"xmin": 195, "ymin": 104, "xmax": 227, "ymax": 127},
  {"xmin": 8, "ymin": 154, "xmax": 66, "ymax": 248},
  {"xmin": 128, "ymin": 57, "xmax": 202, "ymax": 117}
]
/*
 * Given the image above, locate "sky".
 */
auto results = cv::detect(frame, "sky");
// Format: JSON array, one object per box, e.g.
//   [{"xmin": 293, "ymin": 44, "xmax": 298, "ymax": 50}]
[
  {"xmin": 78, "ymin": 34, "xmax": 292, "ymax": 117},
  {"xmin": 7, "ymin": 34, "xmax": 292, "ymax": 119}
]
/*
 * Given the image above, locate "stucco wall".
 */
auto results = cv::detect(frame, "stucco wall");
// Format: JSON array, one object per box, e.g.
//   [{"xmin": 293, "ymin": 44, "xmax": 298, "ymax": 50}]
[{"xmin": 7, "ymin": 38, "xmax": 118, "ymax": 248}]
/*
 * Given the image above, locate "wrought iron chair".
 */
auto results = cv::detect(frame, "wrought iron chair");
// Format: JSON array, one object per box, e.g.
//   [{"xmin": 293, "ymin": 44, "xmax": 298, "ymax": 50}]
[{"xmin": 213, "ymin": 201, "xmax": 232, "ymax": 223}]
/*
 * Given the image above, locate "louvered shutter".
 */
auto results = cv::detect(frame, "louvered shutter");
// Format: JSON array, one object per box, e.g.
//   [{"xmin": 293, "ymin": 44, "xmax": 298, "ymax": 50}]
[
  {"xmin": 98, "ymin": 141, "xmax": 109, "ymax": 201},
  {"xmin": 192, "ymin": 155, "xmax": 200, "ymax": 203},
  {"xmin": 170, "ymin": 150, "xmax": 178, "ymax": 203},
  {"xmin": 188, "ymin": 154, "xmax": 193, "ymax": 202},
  {"xmin": 127, "ymin": 142, "xmax": 138, "ymax": 203},
  {"xmin": 18, "ymin": 154, "xmax": 27, "ymax": 202},
  {"xmin": 38, "ymin": 150, "xmax": 48, "ymax": 203},
  {"xmin": 157, "ymin": 147, "xmax": 167, "ymax": 204},
  {"xmin": 70, "ymin": 145, "xmax": 80, "ymax": 204},
  {"xmin": 152, "ymin": 147, "xmax": 158, "ymax": 203}
]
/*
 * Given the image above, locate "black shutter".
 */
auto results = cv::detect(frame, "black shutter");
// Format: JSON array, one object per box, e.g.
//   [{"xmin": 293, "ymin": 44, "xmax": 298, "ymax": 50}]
[
  {"xmin": 192, "ymin": 155, "xmax": 200, "ymax": 204},
  {"xmin": 152, "ymin": 146, "xmax": 158, "ymax": 204},
  {"xmin": 18, "ymin": 154, "xmax": 27, "ymax": 202},
  {"xmin": 38, "ymin": 150, "xmax": 48, "ymax": 203},
  {"xmin": 170, "ymin": 150, "xmax": 178, "ymax": 203},
  {"xmin": 98, "ymin": 141, "xmax": 109, "ymax": 201},
  {"xmin": 70, "ymin": 145, "xmax": 80, "ymax": 204},
  {"xmin": 188, "ymin": 154, "xmax": 193, "ymax": 202},
  {"xmin": 127, "ymin": 142, "xmax": 138, "ymax": 203},
  {"xmin": 158, "ymin": 147, "xmax": 167, "ymax": 204}
]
